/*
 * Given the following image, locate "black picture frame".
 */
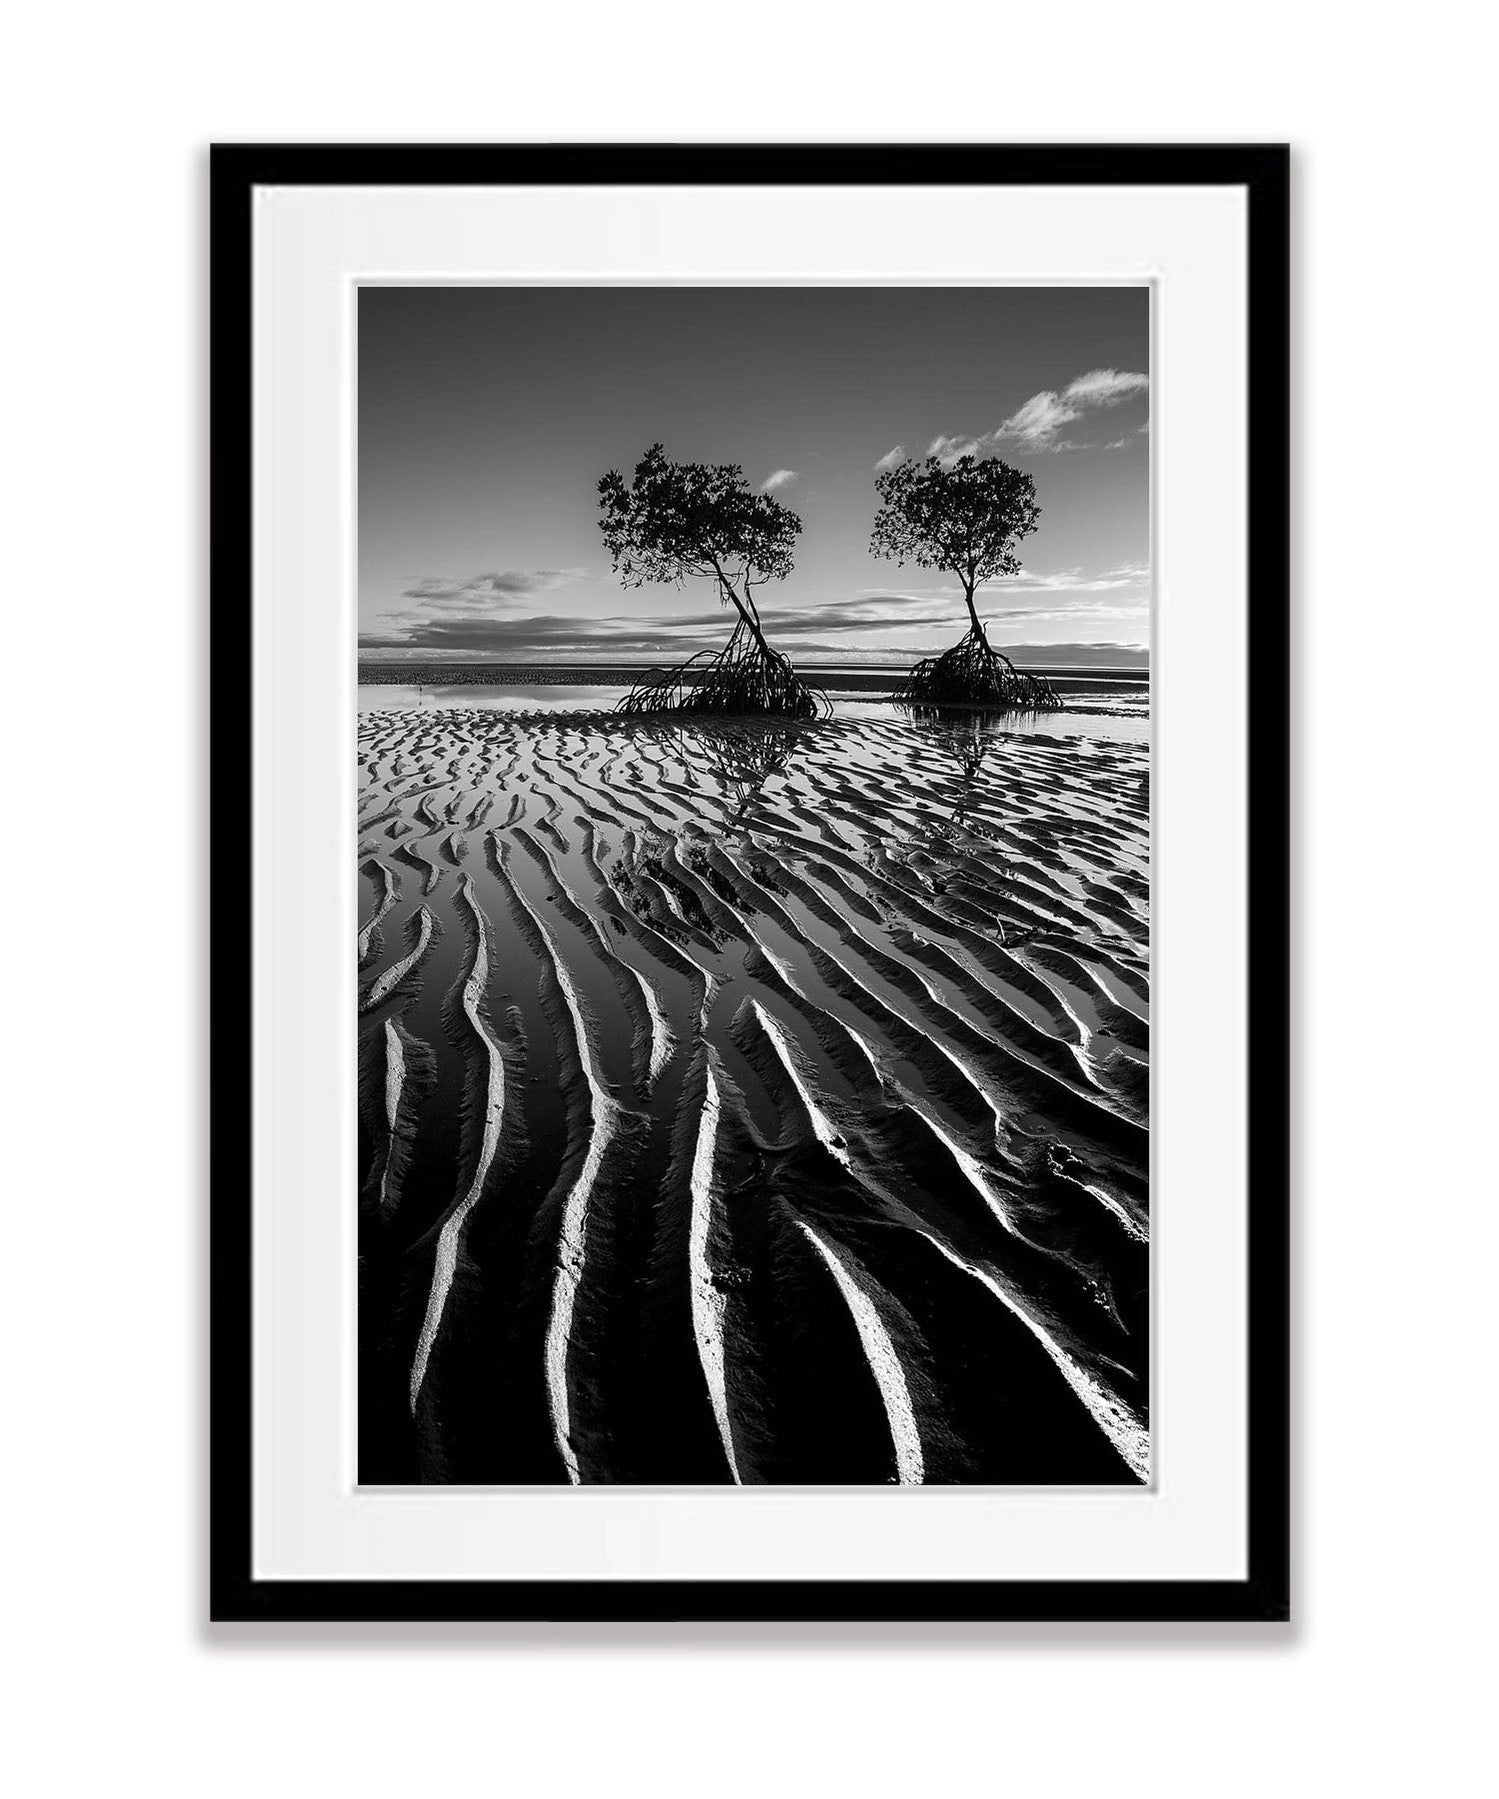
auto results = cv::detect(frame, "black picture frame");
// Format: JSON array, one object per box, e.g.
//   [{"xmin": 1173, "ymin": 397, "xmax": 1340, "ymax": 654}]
[{"xmin": 210, "ymin": 143, "xmax": 1289, "ymax": 1625}]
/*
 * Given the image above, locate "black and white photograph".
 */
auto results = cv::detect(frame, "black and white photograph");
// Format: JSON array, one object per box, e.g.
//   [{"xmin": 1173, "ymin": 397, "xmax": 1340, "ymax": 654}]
[
  {"xmin": 16, "ymin": 0, "xmax": 1499, "ymax": 1780},
  {"xmin": 356, "ymin": 285, "xmax": 1153, "ymax": 1486}
]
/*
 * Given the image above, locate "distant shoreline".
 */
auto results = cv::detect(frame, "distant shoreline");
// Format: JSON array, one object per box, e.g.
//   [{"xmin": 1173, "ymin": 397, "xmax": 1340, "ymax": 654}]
[{"xmin": 357, "ymin": 661, "xmax": 1149, "ymax": 693}]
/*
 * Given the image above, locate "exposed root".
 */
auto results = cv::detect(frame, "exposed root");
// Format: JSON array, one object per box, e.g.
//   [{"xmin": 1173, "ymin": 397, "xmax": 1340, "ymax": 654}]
[
  {"xmin": 894, "ymin": 624, "xmax": 1062, "ymax": 712},
  {"xmin": 619, "ymin": 622, "xmax": 829, "ymax": 720}
]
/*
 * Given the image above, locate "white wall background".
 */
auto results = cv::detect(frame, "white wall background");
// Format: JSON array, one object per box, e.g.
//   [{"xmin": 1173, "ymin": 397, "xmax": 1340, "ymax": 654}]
[{"xmin": 4, "ymin": 4, "xmax": 1493, "ymax": 1794}]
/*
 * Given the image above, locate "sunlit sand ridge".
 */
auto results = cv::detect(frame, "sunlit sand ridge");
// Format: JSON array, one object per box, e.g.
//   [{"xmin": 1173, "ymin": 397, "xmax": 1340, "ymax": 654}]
[{"xmin": 357, "ymin": 708, "xmax": 1150, "ymax": 1485}]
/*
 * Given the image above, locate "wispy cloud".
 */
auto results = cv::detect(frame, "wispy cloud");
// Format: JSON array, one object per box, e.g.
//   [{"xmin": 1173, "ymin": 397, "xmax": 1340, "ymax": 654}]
[
  {"xmin": 1062, "ymin": 367, "xmax": 1150, "ymax": 408},
  {"xmin": 926, "ymin": 432, "xmax": 985, "ymax": 463},
  {"xmin": 874, "ymin": 444, "xmax": 908, "ymax": 471},
  {"xmin": 928, "ymin": 366, "xmax": 1150, "ymax": 461},
  {"xmin": 399, "ymin": 569, "xmax": 587, "ymax": 608},
  {"xmin": 361, "ymin": 615, "xmax": 705, "ymax": 657},
  {"xmin": 995, "ymin": 389, "xmax": 1084, "ymax": 451},
  {"xmin": 858, "ymin": 562, "xmax": 1149, "ymax": 602},
  {"xmin": 761, "ymin": 468, "xmax": 799, "ymax": 492}
]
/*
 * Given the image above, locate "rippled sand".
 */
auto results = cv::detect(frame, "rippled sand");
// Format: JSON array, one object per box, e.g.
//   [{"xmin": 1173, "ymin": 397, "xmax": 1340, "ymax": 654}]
[{"xmin": 358, "ymin": 709, "xmax": 1150, "ymax": 1485}]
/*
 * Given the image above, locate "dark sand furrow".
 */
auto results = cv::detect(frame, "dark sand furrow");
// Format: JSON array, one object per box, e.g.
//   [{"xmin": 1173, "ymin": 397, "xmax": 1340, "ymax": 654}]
[
  {"xmin": 409, "ymin": 875, "xmax": 510, "ymax": 1410},
  {"xmin": 827, "ymin": 915, "xmax": 1148, "ymax": 1143},
  {"xmin": 358, "ymin": 857, "xmax": 400, "ymax": 966},
  {"xmin": 1015, "ymin": 944, "xmax": 1151, "ymax": 1054},
  {"xmin": 666, "ymin": 1054, "xmax": 889, "ymax": 1484},
  {"xmin": 712, "ymin": 835, "xmax": 1079, "ymax": 1059},
  {"xmin": 711, "ymin": 837, "xmax": 1143, "ymax": 1136},
  {"xmin": 817, "ymin": 787, "xmax": 966, "ymax": 850},
  {"xmin": 684, "ymin": 1053, "xmax": 739, "ymax": 1477},
  {"xmin": 769, "ymin": 923, "xmax": 1015, "ymax": 1153},
  {"xmin": 947, "ymin": 860, "xmax": 1134, "ymax": 951},
  {"xmin": 730, "ymin": 942, "xmax": 1115, "ymax": 1295},
  {"xmin": 1073, "ymin": 952, "xmax": 1151, "ymax": 1024},
  {"xmin": 583, "ymin": 781, "xmax": 662, "ymax": 830},
  {"xmin": 732, "ymin": 983, "xmax": 1029, "ymax": 1259},
  {"xmin": 610, "ymin": 833, "xmax": 729, "ymax": 955},
  {"xmin": 730, "ymin": 994, "xmax": 865, "ymax": 1166},
  {"xmin": 393, "ymin": 837, "xmax": 443, "ymax": 896},
  {"xmin": 772, "ymin": 850, "xmax": 890, "ymax": 926},
  {"xmin": 524, "ymin": 775, "xmax": 563, "ymax": 827},
  {"xmin": 510, "ymin": 825, "xmax": 675, "ymax": 1092},
  {"xmin": 664, "ymin": 1044, "xmax": 745, "ymax": 1483},
  {"xmin": 490, "ymin": 840, "xmax": 649, "ymax": 1484},
  {"xmin": 803, "ymin": 1016, "xmax": 1144, "ymax": 1338},
  {"xmin": 578, "ymin": 822, "xmax": 719, "ymax": 999},
  {"xmin": 794, "ymin": 1219, "xmax": 925, "ymax": 1484},
  {"xmin": 371, "ymin": 1016, "xmax": 435, "ymax": 1214},
  {"xmin": 738, "ymin": 944, "xmax": 892, "ymax": 1109},
  {"xmin": 648, "ymin": 775, "xmax": 736, "ymax": 827},
  {"xmin": 514, "ymin": 752, "xmax": 610, "ymax": 823},
  {"xmin": 908, "ymin": 1227, "xmax": 1148, "ymax": 1480},
  {"xmin": 779, "ymin": 913, "xmax": 1146, "ymax": 1284},
  {"xmin": 742, "ymin": 810, "xmax": 1021, "ymax": 943},
  {"xmin": 359, "ymin": 907, "xmax": 435, "ymax": 1014},
  {"xmin": 887, "ymin": 926, "xmax": 1099, "ymax": 1086},
  {"xmin": 773, "ymin": 793, "xmax": 869, "ymax": 853},
  {"xmin": 609, "ymin": 777, "xmax": 683, "ymax": 826}
]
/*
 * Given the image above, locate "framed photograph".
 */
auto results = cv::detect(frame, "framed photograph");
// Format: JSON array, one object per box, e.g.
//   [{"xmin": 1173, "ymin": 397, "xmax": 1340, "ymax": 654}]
[{"xmin": 211, "ymin": 144, "xmax": 1288, "ymax": 1623}]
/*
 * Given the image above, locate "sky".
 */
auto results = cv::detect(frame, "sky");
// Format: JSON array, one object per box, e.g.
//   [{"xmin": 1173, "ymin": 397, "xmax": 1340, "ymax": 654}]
[{"xmin": 358, "ymin": 286, "xmax": 1149, "ymax": 667}]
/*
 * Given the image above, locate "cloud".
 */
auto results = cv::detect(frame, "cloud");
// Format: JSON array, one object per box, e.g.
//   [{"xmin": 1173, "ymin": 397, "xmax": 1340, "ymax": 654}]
[
  {"xmin": 1062, "ymin": 367, "xmax": 1150, "ymax": 409},
  {"xmin": 858, "ymin": 561, "xmax": 1149, "ymax": 602},
  {"xmin": 874, "ymin": 444, "xmax": 908, "ymax": 471},
  {"xmin": 360, "ymin": 560, "xmax": 1150, "ymax": 661},
  {"xmin": 761, "ymin": 468, "xmax": 799, "ymax": 492},
  {"xmin": 928, "ymin": 366, "xmax": 1150, "ymax": 460},
  {"xmin": 358, "ymin": 629, "xmax": 1147, "ymax": 668},
  {"xmin": 360, "ymin": 614, "xmax": 719, "ymax": 658},
  {"xmin": 366, "ymin": 567, "xmax": 592, "ymax": 642},
  {"xmin": 398, "ymin": 568, "xmax": 588, "ymax": 607},
  {"xmin": 994, "ymin": 390, "xmax": 1083, "ymax": 451},
  {"xmin": 926, "ymin": 433, "xmax": 985, "ymax": 463}
]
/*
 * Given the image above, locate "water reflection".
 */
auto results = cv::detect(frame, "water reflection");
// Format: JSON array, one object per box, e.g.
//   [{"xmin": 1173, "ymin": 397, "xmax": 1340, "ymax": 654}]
[
  {"xmin": 855, "ymin": 690, "xmax": 1149, "ymax": 743},
  {"xmin": 677, "ymin": 720, "xmax": 810, "ymax": 831},
  {"xmin": 904, "ymin": 706, "xmax": 1013, "ymax": 840}
]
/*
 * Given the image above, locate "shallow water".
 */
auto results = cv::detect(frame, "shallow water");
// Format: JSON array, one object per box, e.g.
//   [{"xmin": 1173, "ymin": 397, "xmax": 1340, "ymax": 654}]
[
  {"xmin": 362, "ymin": 681, "xmax": 632, "ymax": 714},
  {"xmin": 359, "ymin": 681, "xmax": 1151, "ymax": 743},
  {"xmin": 357, "ymin": 710, "xmax": 1150, "ymax": 1485}
]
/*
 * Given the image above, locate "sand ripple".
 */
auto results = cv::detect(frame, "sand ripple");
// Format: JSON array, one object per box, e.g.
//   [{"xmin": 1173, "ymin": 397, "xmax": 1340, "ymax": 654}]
[{"xmin": 358, "ymin": 709, "xmax": 1150, "ymax": 1484}]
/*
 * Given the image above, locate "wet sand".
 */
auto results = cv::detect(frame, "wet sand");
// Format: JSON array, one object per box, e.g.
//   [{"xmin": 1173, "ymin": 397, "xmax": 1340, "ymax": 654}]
[{"xmin": 358, "ymin": 708, "xmax": 1150, "ymax": 1485}]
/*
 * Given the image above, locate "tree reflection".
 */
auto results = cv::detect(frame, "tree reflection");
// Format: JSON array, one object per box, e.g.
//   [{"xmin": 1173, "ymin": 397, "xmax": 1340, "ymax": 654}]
[
  {"xmin": 681, "ymin": 720, "xmax": 808, "ymax": 831},
  {"xmin": 903, "ymin": 705, "xmax": 1012, "ymax": 840}
]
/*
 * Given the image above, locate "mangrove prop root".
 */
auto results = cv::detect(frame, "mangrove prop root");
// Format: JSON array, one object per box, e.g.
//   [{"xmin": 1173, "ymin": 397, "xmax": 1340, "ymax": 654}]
[
  {"xmin": 893, "ymin": 625, "xmax": 1063, "ymax": 711},
  {"xmin": 618, "ymin": 622, "xmax": 829, "ymax": 720}
]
